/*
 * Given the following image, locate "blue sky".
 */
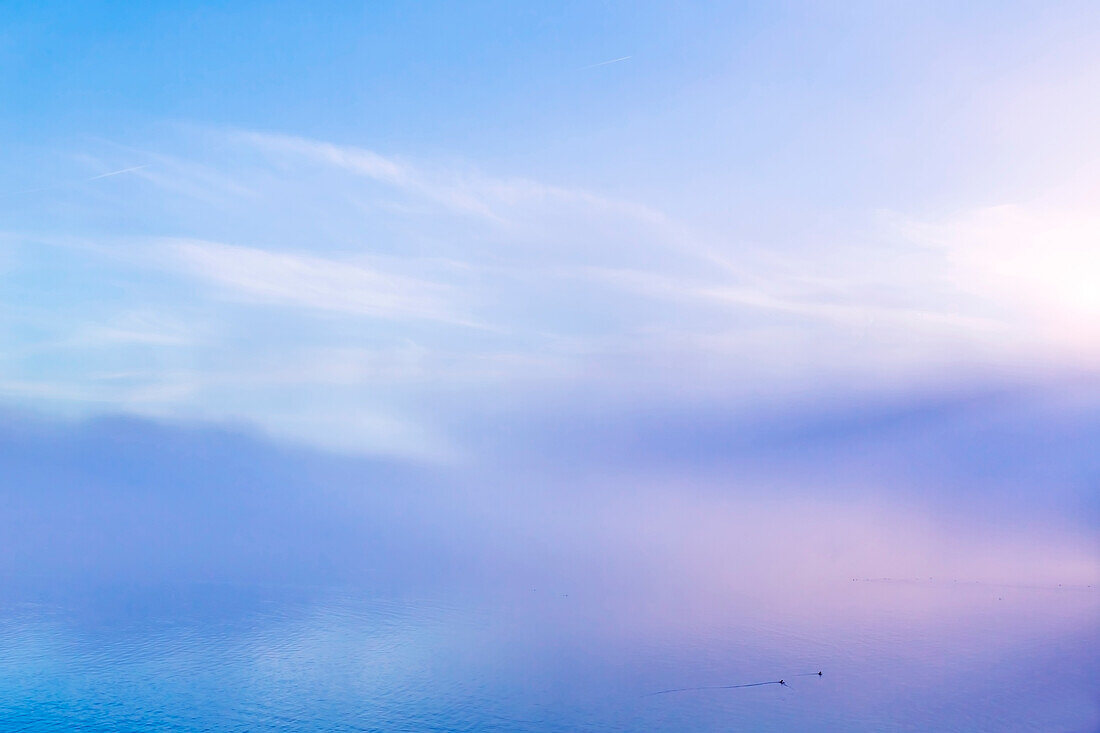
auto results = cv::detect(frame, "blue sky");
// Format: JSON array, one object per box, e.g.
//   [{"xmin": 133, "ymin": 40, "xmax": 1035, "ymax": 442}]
[{"xmin": 3, "ymin": 1, "xmax": 1100, "ymax": 458}]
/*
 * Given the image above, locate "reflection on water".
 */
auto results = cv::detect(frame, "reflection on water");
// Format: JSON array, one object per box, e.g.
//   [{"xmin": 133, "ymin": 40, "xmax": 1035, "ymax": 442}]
[
  {"xmin": 0, "ymin": 404, "xmax": 1098, "ymax": 731},
  {"xmin": 0, "ymin": 575, "xmax": 1096, "ymax": 732}
]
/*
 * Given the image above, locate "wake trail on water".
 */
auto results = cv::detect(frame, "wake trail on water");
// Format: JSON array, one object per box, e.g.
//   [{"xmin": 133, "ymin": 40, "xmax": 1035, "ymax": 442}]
[{"xmin": 644, "ymin": 672, "xmax": 822, "ymax": 697}]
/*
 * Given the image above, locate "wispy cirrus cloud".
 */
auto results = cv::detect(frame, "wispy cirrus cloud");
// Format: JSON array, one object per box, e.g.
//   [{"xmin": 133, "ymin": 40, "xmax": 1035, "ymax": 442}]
[
  {"xmin": 6, "ymin": 122, "xmax": 1100, "ymax": 455},
  {"xmin": 237, "ymin": 130, "xmax": 502, "ymax": 220},
  {"xmin": 168, "ymin": 238, "xmax": 467, "ymax": 324},
  {"xmin": 233, "ymin": 129, "xmax": 683, "ymax": 242}
]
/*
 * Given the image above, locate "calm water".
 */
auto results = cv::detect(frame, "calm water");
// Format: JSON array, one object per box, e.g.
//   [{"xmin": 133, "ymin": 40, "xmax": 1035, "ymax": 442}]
[
  {"xmin": 0, "ymin": 576, "xmax": 1096, "ymax": 732},
  {"xmin": 2, "ymin": 408, "xmax": 1098, "ymax": 730}
]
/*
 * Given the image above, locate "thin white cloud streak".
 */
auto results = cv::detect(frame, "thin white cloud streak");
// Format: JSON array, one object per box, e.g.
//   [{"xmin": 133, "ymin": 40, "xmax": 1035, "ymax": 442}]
[
  {"xmin": 578, "ymin": 55, "xmax": 632, "ymax": 70},
  {"xmin": 238, "ymin": 131, "xmax": 502, "ymax": 220},
  {"xmin": 84, "ymin": 164, "xmax": 151, "ymax": 181},
  {"xmin": 582, "ymin": 267, "xmax": 1007, "ymax": 333},
  {"xmin": 0, "ymin": 373, "xmax": 197, "ymax": 407},
  {"xmin": 167, "ymin": 238, "xmax": 471, "ymax": 325},
  {"xmin": 127, "ymin": 151, "xmax": 255, "ymax": 205},
  {"xmin": 67, "ymin": 310, "xmax": 197, "ymax": 348},
  {"xmin": 227, "ymin": 347, "xmax": 563, "ymax": 386},
  {"xmin": 0, "ymin": 164, "xmax": 150, "ymax": 199}
]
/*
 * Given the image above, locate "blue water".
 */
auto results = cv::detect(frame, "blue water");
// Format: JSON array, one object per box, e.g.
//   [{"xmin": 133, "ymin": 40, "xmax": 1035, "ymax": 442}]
[
  {"xmin": 1, "ymin": 406, "xmax": 1098, "ymax": 730},
  {"xmin": 1, "ymin": 577, "xmax": 1096, "ymax": 731}
]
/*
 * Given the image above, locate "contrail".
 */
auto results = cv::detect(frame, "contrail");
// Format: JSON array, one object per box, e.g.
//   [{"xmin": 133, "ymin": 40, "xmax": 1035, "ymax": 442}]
[
  {"xmin": 84, "ymin": 164, "xmax": 150, "ymax": 181},
  {"xmin": 644, "ymin": 672, "xmax": 821, "ymax": 697},
  {"xmin": 0, "ymin": 164, "xmax": 150, "ymax": 199},
  {"xmin": 579, "ymin": 55, "xmax": 631, "ymax": 70}
]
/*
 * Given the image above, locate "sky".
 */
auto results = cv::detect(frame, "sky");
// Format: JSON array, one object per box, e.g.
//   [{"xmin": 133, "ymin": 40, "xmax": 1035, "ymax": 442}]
[{"xmin": 2, "ymin": 0, "xmax": 1100, "ymax": 462}]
